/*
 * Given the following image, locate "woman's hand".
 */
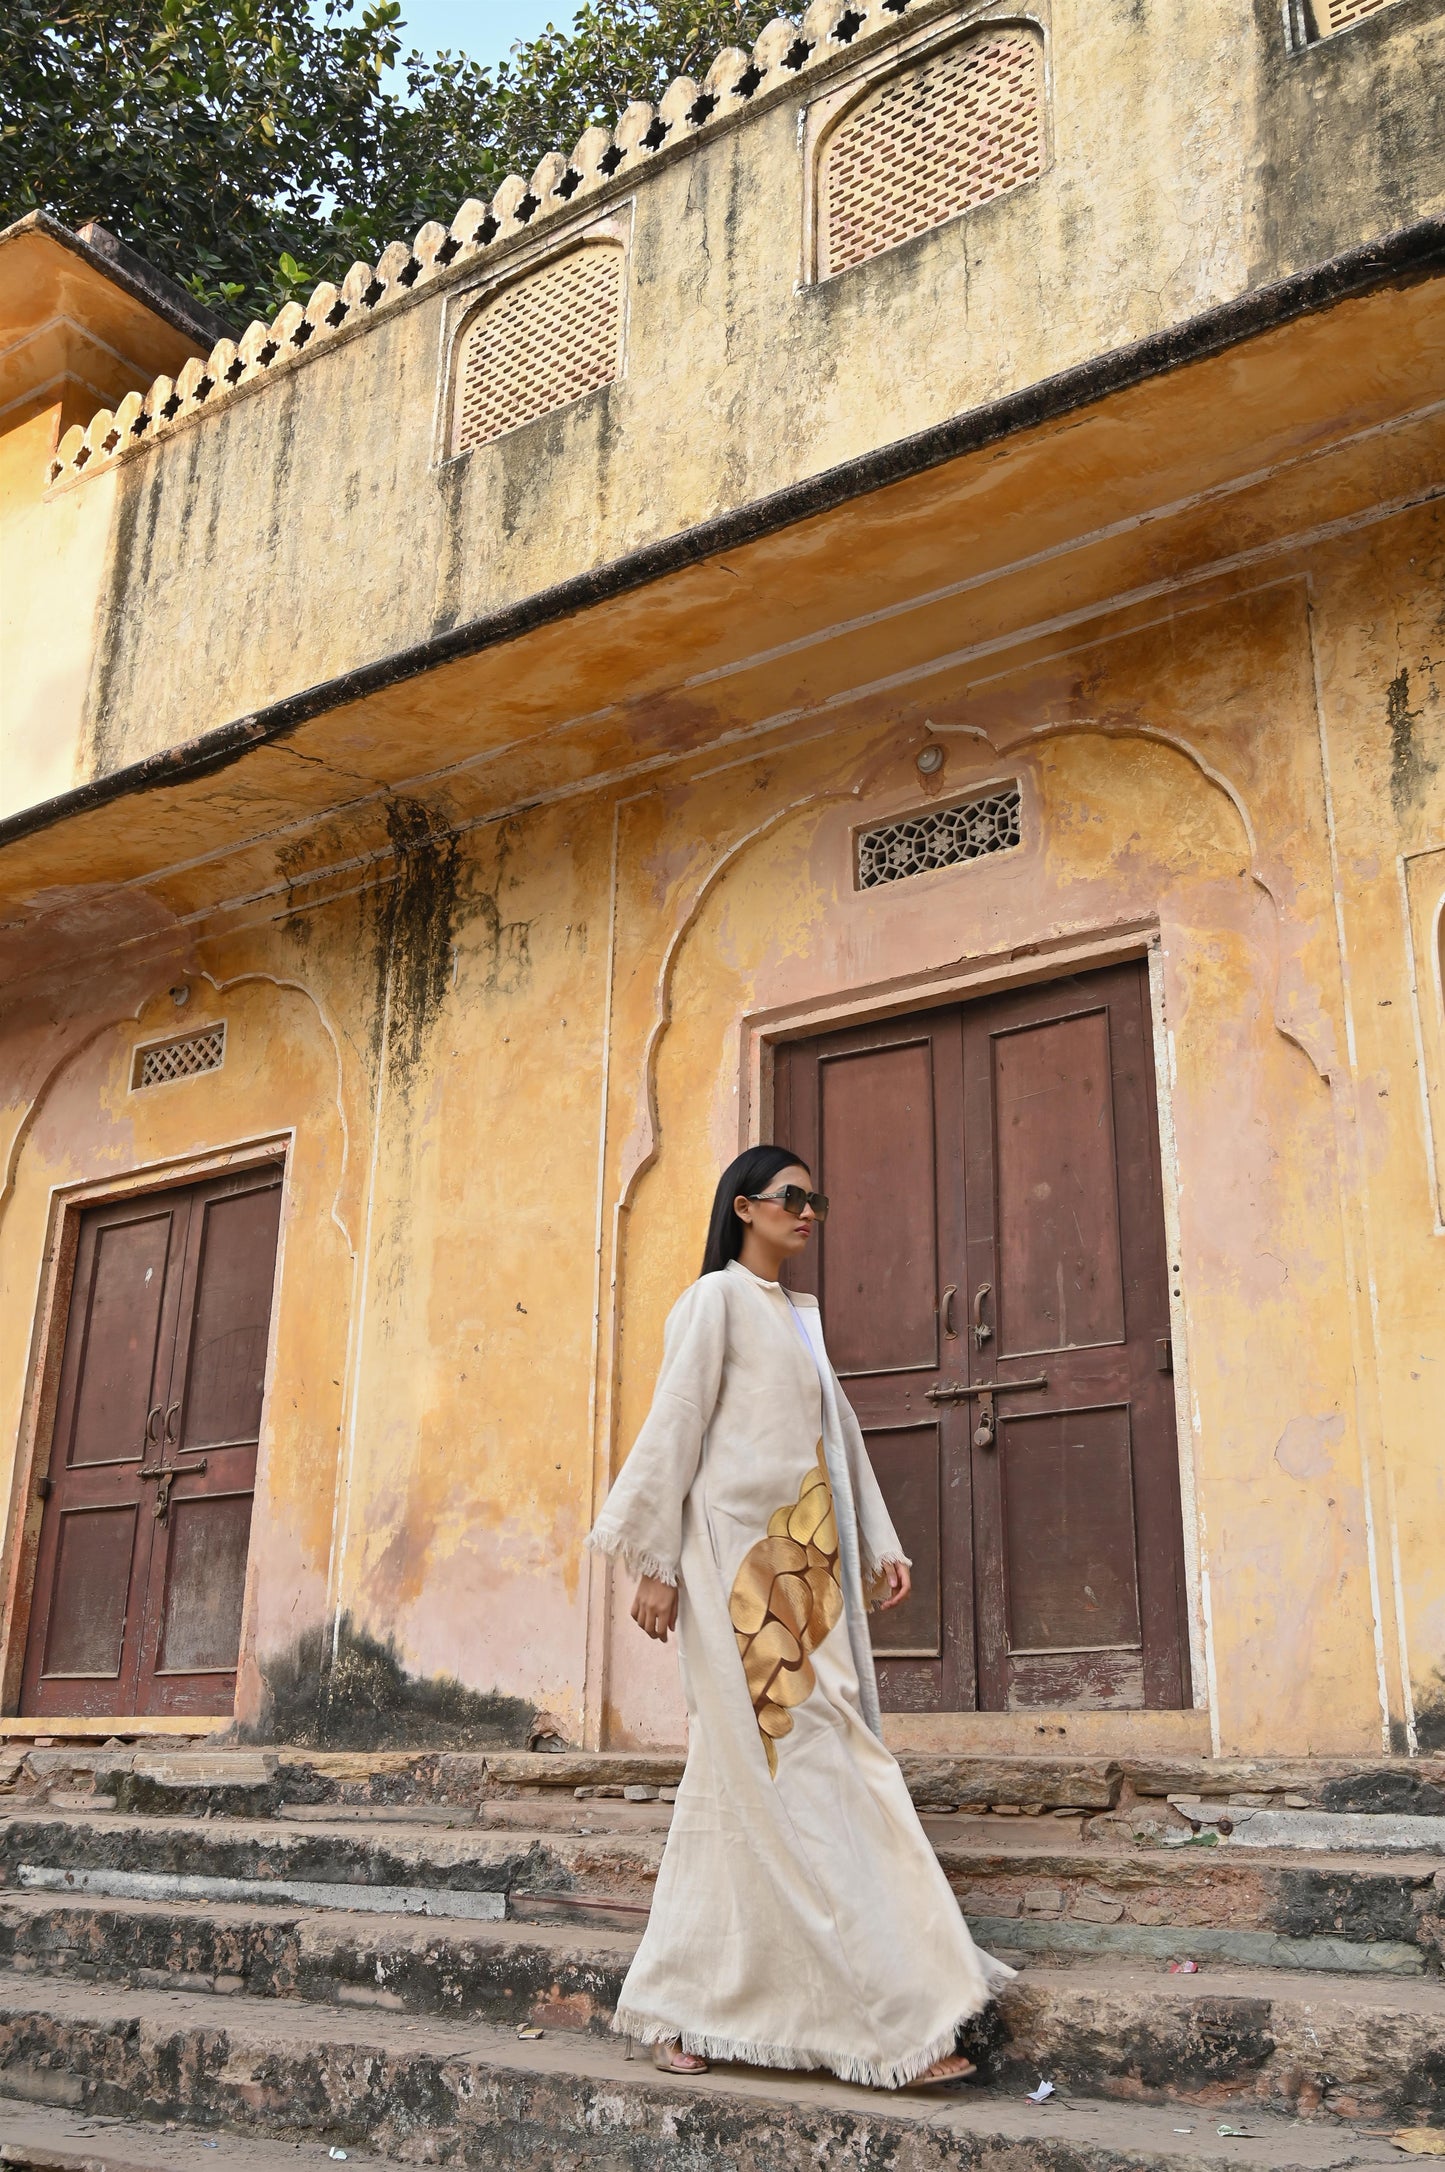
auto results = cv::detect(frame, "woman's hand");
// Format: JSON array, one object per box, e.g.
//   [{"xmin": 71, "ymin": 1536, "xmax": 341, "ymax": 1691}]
[
  {"xmin": 632, "ymin": 1573, "xmax": 679, "ymax": 1642},
  {"xmin": 877, "ymin": 1560, "xmax": 912, "ymax": 1611}
]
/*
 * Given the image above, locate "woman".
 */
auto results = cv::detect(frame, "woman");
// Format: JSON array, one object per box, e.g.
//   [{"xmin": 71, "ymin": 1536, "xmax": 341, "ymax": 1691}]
[{"xmin": 586, "ymin": 1143, "xmax": 1011, "ymax": 2089}]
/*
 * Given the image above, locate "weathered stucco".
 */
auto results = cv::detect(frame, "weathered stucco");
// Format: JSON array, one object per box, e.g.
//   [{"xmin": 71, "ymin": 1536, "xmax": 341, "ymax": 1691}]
[
  {"xmin": 0, "ymin": 0, "xmax": 1442, "ymax": 1756},
  {"xmin": 4, "ymin": 497, "xmax": 1444, "ymax": 1752},
  {"xmin": 10, "ymin": 0, "xmax": 1443, "ymax": 800}
]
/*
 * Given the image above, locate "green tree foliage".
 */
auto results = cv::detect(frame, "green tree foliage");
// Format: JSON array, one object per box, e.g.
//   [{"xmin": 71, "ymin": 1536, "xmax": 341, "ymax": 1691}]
[{"xmin": 1, "ymin": 0, "xmax": 778, "ymax": 321}]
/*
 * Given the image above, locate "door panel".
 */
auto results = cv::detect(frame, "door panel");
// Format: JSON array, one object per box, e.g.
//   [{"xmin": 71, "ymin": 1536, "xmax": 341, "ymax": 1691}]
[
  {"xmin": 22, "ymin": 1167, "xmax": 282, "ymax": 1719},
  {"xmin": 1000, "ymin": 1404, "xmax": 1141, "ymax": 1651},
  {"xmin": 967, "ymin": 964, "xmax": 1188, "ymax": 1711},
  {"xmin": 817, "ymin": 1040, "xmax": 939, "ymax": 1376},
  {"xmin": 22, "ymin": 1195, "xmax": 190, "ymax": 1717},
  {"xmin": 67, "ymin": 1215, "xmax": 174, "ymax": 1468},
  {"xmin": 156, "ymin": 1492, "xmax": 254, "ymax": 1673},
  {"xmin": 137, "ymin": 1172, "xmax": 282, "ymax": 1714},
  {"xmin": 41, "ymin": 1505, "xmax": 138, "ymax": 1678},
  {"xmin": 993, "ymin": 1010, "xmax": 1126, "ymax": 1356},
  {"xmin": 775, "ymin": 958, "xmax": 1189, "ymax": 1714},
  {"xmin": 178, "ymin": 1185, "xmax": 283, "ymax": 1451},
  {"xmin": 860, "ymin": 1420, "xmax": 943, "ymax": 1658},
  {"xmin": 776, "ymin": 1010, "xmax": 974, "ymax": 1711}
]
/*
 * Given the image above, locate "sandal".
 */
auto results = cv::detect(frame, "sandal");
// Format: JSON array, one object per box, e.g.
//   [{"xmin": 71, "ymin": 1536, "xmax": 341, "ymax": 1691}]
[
  {"xmin": 650, "ymin": 2040, "xmax": 710, "ymax": 2074},
  {"xmin": 907, "ymin": 2054, "xmax": 976, "ymax": 2090}
]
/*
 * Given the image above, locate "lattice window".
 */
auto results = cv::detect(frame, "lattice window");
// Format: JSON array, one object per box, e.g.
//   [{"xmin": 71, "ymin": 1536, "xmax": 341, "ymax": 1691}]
[
  {"xmin": 132, "ymin": 1024, "xmax": 227, "ymax": 1090},
  {"xmin": 453, "ymin": 245, "xmax": 622, "ymax": 454},
  {"xmin": 1312, "ymin": 0, "xmax": 1399, "ymax": 30},
  {"xmin": 819, "ymin": 29, "xmax": 1044, "ymax": 279},
  {"xmin": 857, "ymin": 786, "xmax": 1021, "ymax": 889}
]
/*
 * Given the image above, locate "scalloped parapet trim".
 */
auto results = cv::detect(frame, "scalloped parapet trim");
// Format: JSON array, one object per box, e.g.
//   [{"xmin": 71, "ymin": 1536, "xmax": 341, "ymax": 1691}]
[{"xmin": 47, "ymin": 0, "xmax": 936, "ymax": 489}]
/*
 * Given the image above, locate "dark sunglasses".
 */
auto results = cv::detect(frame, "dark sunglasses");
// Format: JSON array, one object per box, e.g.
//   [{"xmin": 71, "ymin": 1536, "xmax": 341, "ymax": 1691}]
[{"xmin": 748, "ymin": 1184, "xmax": 829, "ymax": 1221}]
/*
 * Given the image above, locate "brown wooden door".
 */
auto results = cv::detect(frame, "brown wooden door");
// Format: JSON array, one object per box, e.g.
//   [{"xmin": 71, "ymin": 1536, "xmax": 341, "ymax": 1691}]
[
  {"xmin": 22, "ymin": 1167, "xmax": 282, "ymax": 1719},
  {"xmin": 776, "ymin": 960, "xmax": 1190, "ymax": 1712}
]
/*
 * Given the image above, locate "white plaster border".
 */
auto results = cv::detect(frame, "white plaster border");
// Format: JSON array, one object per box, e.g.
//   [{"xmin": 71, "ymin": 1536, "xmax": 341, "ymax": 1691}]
[{"xmin": 1398, "ymin": 846, "xmax": 1445, "ymax": 1236}]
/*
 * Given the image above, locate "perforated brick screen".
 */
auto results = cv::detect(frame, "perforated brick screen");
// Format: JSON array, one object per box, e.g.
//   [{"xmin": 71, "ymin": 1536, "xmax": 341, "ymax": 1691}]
[
  {"xmin": 820, "ymin": 29, "xmax": 1043, "ymax": 278},
  {"xmin": 133, "ymin": 1024, "xmax": 227, "ymax": 1089},
  {"xmin": 454, "ymin": 246, "xmax": 622, "ymax": 453},
  {"xmin": 857, "ymin": 786, "xmax": 1021, "ymax": 889},
  {"xmin": 1314, "ymin": 0, "xmax": 1397, "ymax": 28}
]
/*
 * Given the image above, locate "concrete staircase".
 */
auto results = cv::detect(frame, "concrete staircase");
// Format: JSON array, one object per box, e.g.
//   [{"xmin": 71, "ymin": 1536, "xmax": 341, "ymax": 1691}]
[{"xmin": 0, "ymin": 1743, "xmax": 1441, "ymax": 2170}]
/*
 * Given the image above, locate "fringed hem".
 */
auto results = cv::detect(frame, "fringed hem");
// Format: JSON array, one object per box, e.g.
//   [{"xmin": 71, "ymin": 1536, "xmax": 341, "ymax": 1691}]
[
  {"xmin": 583, "ymin": 1527, "xmax": 678, "ymax": 1586},
  {"xmin": 612, "ymin": 1994, "xmax": 994, "ymax": 2092}
]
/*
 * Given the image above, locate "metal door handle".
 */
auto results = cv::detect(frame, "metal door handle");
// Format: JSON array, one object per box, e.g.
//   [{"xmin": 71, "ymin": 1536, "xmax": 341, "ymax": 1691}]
[
  {"xmin": 145, "ymin": 1404, "xmax": 164, "ymax": 1444},
  {"xmin": 940, "ymin": 1284, "xmax": 958, "ymax": 1338},
  {"xmin": 973, "ymin": 1284, "xmax": 993, "ymax": 1348},
  {"xmin": 163, "ymin": 1402, "xmax": 180, "ymax": 1445}
]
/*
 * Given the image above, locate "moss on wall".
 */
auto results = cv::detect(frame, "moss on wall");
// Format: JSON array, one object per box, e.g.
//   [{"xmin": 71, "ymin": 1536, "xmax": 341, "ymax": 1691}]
[{"xmin": 253, "ymin": 1614, "xmax": 537, "ymax": 1749}]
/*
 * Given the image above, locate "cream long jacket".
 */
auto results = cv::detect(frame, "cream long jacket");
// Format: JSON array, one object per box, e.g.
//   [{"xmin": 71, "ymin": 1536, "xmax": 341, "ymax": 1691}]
[{"xmin": 586, "ymin": 1259, "xmax": 1010, "ymax": 2087}]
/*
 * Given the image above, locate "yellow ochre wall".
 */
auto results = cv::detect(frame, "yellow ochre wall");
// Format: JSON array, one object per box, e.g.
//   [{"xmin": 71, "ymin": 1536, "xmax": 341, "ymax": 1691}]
[{"xmin": 0, "ymin": 507, "xmax": 1440, "ymax": 1757}]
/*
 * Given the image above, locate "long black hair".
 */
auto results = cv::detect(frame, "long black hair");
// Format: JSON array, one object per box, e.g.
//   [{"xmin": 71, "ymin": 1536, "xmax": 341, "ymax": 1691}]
[{"xmin": 700, "ymin": 1144, "xmax": 810, "ymax": 1278}]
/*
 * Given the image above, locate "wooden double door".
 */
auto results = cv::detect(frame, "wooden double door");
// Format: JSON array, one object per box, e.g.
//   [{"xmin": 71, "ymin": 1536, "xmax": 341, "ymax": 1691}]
[
  {"xmin": 21, "ymin": 1166, "xmax": 283, "ymax": 1720},
  {"xmin": 776, "ymin": 960, "xmax": 1190, "ymax": 1712}
]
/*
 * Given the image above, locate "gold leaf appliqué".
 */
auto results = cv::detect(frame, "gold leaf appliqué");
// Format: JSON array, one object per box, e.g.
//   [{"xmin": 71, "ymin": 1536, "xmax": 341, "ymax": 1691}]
[{"xmin": 728, "ymin": 1442, "xmax": 844, "ymax": 1776}]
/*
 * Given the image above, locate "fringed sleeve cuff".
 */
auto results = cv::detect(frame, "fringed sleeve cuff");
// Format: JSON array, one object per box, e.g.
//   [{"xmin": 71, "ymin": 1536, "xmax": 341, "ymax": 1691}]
[
  {"xmin": 861, "ymin": 1550, "xmax": 913, "ymax": 1608},
  {"xmin": 584, "ymin": 1524, "xmax": 679, "ymax": 1587}
]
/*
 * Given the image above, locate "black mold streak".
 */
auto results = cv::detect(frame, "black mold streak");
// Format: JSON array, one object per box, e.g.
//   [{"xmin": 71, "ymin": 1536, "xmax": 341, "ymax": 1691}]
[
  {"xmin": 1321, "ymin": 1764, "xmax": 1445, "ymax": 1816},
  {"xmin": 368, "ymin": 796, "xmax": 462, "ymax": 1091},
  {"xmin": 430, "ymin": 456, "xmax": 469, "ymax": 637},
  {"xmin": 1274, "ymin": 1864, "xmax": 1420, "ymax": 1945},
  {"xmin": 1387, "ymin": 664, "xmax": 1437, "ymax": 817},
  {"xmin": 247, "ymin": 1612, "xmax": 536, "ymax": 1751},
  {"xmin": 1413, "ymin": 1664, "xmax": 1445, "ymax": 1753},
  {"xmin": 80, "ymin": 466, "xmax": 146, "ymax": 779}
]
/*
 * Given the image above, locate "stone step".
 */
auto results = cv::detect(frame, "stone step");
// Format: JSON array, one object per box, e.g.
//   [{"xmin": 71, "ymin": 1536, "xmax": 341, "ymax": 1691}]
[
  {"xmin": 1, "ymin": 1976, "xmax": 1441, "ymax": 2162},
  {"xmin": 0, "ymin": 2086, "xmax": 1419, "ymax": 2172},
  {"xmin": 0, "ymin": 2097, "xmax": 398, "ymax": 2172},
  {"xmin": 0, "ymin": 1813, "xmax": 666, "ymax": 1913},
  {"xmin": 0, "ymin": 1898, "xmax": 1441, "ymax": 2123},
  {"xmin": 0, "ymin": 2086, "xmax": 1420, "ymax": 2172},
  {"xmin": 0, "ymin": 1894, "xmax": 631, "ymax": 2034},
  {"xmin": 4, "ymin": 1808, "xmax": 1440, "ymax": 1970},
  {"xmin": 931, "ymin": 1832, "xmax": 1445, "ymax": 1975},
  {"xmin": 7, "ymin": 1746, "xmax": 1444, "ymax": 1828}
]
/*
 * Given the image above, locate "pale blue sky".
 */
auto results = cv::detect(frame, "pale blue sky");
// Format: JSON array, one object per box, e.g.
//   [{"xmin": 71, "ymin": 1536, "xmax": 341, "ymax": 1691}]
[{"xmin": 391, "ymin": 0, "xmax": 577, "ymax": 70}]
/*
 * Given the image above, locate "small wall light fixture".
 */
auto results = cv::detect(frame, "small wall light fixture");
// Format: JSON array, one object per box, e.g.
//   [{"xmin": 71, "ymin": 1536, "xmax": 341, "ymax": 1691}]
[
  {"xmin": 915, "ymin": 742, "xmax": 945, "ymax": 776},
  {"xmin": 170, "ymin": 984, "xmax": 191, "ymax": 1007}
]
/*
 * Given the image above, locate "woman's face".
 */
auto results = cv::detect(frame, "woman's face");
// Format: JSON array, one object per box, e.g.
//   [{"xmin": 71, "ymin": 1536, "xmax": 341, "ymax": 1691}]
[{"xmin": 736, "ymin": 1164, "xmax": 818, "ymax": 1258}]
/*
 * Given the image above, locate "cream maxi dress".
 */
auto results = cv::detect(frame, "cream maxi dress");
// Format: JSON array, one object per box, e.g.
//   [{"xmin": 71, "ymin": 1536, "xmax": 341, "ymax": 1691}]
[{"xmin": 586, "ymin": 1257, "xmax": 1011, "ymax": 2087}]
